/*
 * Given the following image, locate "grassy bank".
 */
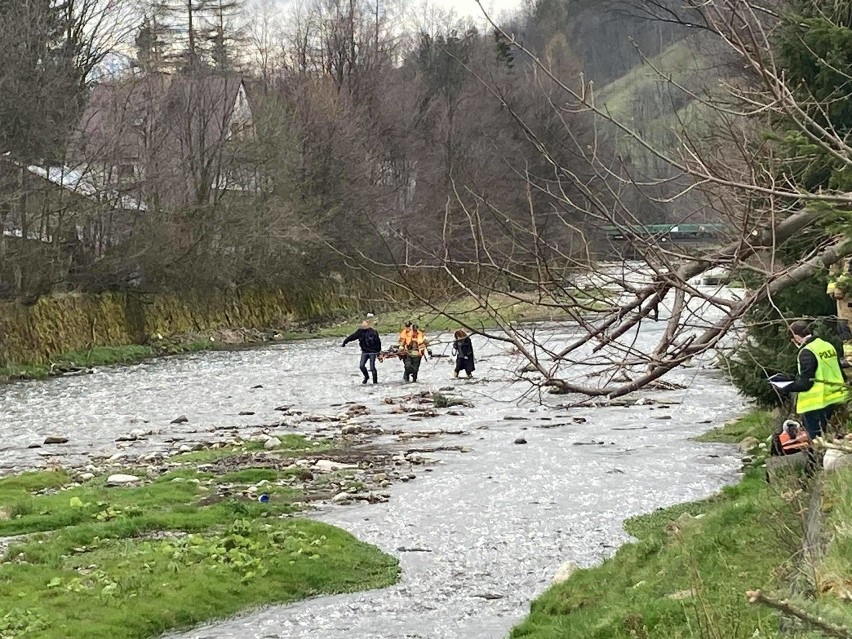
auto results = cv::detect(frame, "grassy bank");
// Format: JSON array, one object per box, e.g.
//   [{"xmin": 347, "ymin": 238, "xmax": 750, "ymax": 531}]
[
  {"xmin": 1, "ymin": 293, "xmax": 583, "ymax": 383},
  {"xmin": 0, "ymin": 437, "xmax": 399, "ymax": 639},
  {"xmin": 511, "ymin": 412, "xmax": 852, "ymax": 639}
]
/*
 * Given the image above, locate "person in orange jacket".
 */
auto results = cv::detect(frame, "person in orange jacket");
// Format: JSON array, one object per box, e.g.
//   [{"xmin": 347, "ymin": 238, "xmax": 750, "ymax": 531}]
[
  {"xmin": 402, "ymin": 323, "xmax": 429, "ymax": 382},
  {"xmin": 398, "ymin": 321, "xmax": 413, "ymax": 348}
]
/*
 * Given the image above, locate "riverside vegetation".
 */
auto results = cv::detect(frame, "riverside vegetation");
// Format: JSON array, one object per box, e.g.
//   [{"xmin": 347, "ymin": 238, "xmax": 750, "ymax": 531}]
[
  {"xmin": 0, "ymin": 435, "xmax": 400, "ymax": 639},
  {"xmin": 512, "ymin": 412, "xmax": 852, "ymax": 638}
]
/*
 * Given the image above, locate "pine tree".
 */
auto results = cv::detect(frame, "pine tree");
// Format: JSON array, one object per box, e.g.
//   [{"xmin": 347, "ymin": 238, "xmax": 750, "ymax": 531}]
[
  {"xmin": 142, "ymin": 0, "xmax": 245, "ymax": 71},
  {"xmin": 726, "ymin": 0, "xmax": 852, "ymax": 404}
]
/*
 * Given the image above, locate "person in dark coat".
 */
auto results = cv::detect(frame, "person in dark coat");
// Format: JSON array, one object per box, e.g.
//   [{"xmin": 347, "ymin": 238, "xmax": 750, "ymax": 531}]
[
  {"xmin": 452, "ymin": 329, "xmax": 475, "ymax": 378},
  {"xmin": 342, "ymin": 321, "xmax": 382, "ymax": 384}
]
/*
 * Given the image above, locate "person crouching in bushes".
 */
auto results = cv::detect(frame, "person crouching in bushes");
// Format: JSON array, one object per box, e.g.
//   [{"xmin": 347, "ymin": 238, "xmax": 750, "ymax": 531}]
[{"xmin": 452, "ymin": 330, "xmax": 475, "ymax": 378}]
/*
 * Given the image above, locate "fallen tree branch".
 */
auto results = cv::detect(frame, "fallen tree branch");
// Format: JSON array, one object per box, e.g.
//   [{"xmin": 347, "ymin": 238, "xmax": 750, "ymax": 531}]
[{"xmin": 746, "ymin": 590, "xmax": 852, "ymax": 639}]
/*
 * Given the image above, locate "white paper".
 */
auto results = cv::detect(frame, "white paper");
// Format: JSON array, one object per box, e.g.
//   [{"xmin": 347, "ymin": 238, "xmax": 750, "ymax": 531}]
[{"xmin": 769, "ymin": 380, "xmax": 794, "ymax": 390}]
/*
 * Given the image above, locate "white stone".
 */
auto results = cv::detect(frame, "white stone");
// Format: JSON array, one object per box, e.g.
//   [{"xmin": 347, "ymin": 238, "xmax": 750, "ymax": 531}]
[
  {"xmin": 737, "ymin": 437, "xmax": 760, "ymax": 453},
  {"xmin": 264, "ymin": 438, "xmax": 281, "ymax": 450},
  {"xmin": 315, "ymin": 460, "xmax": 358, "ymax": 472},
  {"xmin": 78, "ymin": 473, "xmax": 95, "ymax": 481},
  {"xmin": 106, "ymin": 474, "xmax": 141, "ymax": 486},
  {"xmin": 178, "ymin": 445, "xmax": 192, "ymax": 453},
  {"xmin": 824, "ymin": 449, "xmax": 852, "ymax": 472},
  {"xmin": 332, "ymin": 492, "xmax": 353, "ymax": 504},
  {"xmin": 552, "ymin": 560, "xmax": 579, "ymax": 585}
]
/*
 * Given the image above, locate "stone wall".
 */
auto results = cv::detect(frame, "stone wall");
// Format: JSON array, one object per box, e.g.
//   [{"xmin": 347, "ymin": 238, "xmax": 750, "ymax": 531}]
[{"xmin": 0, "ymin": 287, "xmax": 363, "ymax": 367}]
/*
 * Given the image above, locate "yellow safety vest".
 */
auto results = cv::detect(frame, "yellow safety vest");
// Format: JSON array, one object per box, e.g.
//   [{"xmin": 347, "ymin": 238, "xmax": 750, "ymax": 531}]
[{"xmin": 796, "ymin": 337, "xmax": 848, "ymax": 413}]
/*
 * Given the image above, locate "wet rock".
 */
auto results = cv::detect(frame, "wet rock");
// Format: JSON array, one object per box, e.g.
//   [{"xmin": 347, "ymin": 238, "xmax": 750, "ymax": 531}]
[
  {"xmin": 274, "ymin": 405, "xmax": 292, "ymax": 412},
  {"xmin": 239, "ymin": 411, "xmax": 255, "ymax": 416},
  {"xmin": 737, "ymin": 437, "xmax": 760, "ymax": 453},
  {"xmin": 251, "ymin": 385, "xmax": 263, "ymax": 389},
  {"xmin": 106, "ymin": 474, "xmax": 141, "ymax": 486},
  {"xmin": 473, "ymin": 593, "xmax": 504, "ymax": 600},
  {"xmin": 514, "ymin": 437, "xmax": 528, "ymax": 445},
  {"xmin": 315, "ymin": 460, "xmax": 358, "ymax": 472},
  {"xmin": 503, "ymin": 416, "xmax": 530, "ymax": 421},
  {"xmin": 572, "ymin": 417, "xmax": 587, "ymax": 424},
  {"xmin": 823, "ymin": 449, "xmax": 852, "ymax": 472},
  {"xmin": 43, "ymin": 436, "xmax": 69, "ymax": 445},
  {"xmin": 552, "ymin": 560, "xmax": 578, "ymax": 584},
  {"xmin": 298, "ymin": 470, "xmax": 314, "ymax": 481},
  {"xmin": 27, "ymin": 443, "xmax": 42, "ymax": 449},
  {"xmin": 170, "ymin": 415, "xmax": 189, "ymax": 424},
  {"xmin": 397, "ymin": 547, "xmax": 433, "ymax": 553}
]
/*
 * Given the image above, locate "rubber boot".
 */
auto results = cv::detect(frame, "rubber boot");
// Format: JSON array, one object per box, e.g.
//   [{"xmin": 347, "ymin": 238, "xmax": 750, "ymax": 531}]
[
  {"xmin": 362, "ymin": 375, "xmax": 369, "ymax": 384},
  {"xmin": 372, "ymin": 371, "xmax": 378, "ymax": 384}
]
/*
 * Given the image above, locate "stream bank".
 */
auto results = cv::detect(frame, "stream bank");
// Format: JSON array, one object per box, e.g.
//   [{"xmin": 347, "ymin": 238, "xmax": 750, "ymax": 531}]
[{"xmin": 2, "ymin": 322, "xmax": 746, "ymax": 638}]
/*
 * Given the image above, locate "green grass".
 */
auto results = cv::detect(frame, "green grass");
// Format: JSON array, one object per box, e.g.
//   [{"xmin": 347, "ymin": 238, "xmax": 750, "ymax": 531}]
[
  {"xmin": 0, "ymin": 518, "xmax": 398, "ymax": 639},
  {"xmin": 0, "ymin": 455, "xmax": 398, "ymax": 638},
  {"xmin": 814, "ymin": 467, "xmax": 852, "ymax": 621},
  {"xmin": 694, "ymin": 411, "xmax": 776, "ymax": 443},
  {"xmin": 510, "ymin": 410, "xmax": 852, "ymax": 639}
]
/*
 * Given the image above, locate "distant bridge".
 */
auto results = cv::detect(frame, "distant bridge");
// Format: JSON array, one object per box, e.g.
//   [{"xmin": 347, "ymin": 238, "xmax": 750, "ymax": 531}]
[{"xmin": 602, "ymin": 223, "xmax": 728, "ymax": 243}]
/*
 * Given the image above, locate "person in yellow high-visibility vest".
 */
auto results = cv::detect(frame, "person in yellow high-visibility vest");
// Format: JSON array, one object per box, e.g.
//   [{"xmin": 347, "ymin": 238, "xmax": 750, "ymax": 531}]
[{"xmin": 781, "ymin": 321, "xmax": 848, "ymax": 444}]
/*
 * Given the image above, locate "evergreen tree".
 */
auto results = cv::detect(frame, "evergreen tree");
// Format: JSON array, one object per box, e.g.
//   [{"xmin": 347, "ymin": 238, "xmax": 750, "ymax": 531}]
[
  {"xmin": 0, "ymin": 0, "xmax": 86, "ymax": 163},
  {"xmin": 143, "ymin": 0, "xmax": 245, "ymax": 71},
  {"xmin": 726, "ymin": 0, "xmax": 852, "ymax": 404}
]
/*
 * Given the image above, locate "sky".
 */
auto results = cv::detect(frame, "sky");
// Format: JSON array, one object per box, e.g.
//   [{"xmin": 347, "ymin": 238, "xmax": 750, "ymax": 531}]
[{"xmin": 430, "ymin": 0, "xmax": 525, "ymax": 22}]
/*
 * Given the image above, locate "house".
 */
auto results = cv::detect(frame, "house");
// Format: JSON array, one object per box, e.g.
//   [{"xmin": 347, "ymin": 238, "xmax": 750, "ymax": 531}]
[{"xmin": 67, "ymin": 71, "xmax": 256, "ymax": 210}]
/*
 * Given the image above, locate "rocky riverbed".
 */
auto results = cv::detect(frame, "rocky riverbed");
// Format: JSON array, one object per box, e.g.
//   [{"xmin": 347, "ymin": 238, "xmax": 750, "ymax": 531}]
[{"xmin": 0, "ymin": 324, "xmax": 747, "ymax": 639}]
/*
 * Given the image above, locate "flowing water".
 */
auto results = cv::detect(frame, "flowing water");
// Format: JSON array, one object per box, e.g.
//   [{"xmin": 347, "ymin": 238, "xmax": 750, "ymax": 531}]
[{"xmin": 0, "ymin": 313, "xmax": 746, "ymax": 639}]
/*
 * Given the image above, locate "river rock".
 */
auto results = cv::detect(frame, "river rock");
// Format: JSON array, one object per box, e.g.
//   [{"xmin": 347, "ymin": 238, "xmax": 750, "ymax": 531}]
[
  {"xmin": 177, "ymin": 444, "xmax": 192, "ymax": 453},
  {"xmin": 263, "ymin": 438, "xmax": 281, "ymax": 450},
  {"xmin": 170, "ymin": 415, "xmax": 189, "ymax": 424},
  {"xmin": 514, "ymin": 437, "xmax": 528, "ymax": 445},
  {"xmin": 239, "ymin": 411, "xmax": 255, "ymax": 416},
  {"xmin": 823, "ymin": 449, "xmax": 852, "ymax": 472},
  {"xmin": 737, "ymin": 437, "xmax": 760, "ymax": 453},
  {"xmin": 766, "ymin": 452, "xmax": 806, "ymax": 482},
  {"xmin": 78, "ymin": 473, "xmax": 95, "ymax": 481},
  {"xmin": 315, "ymin": 460, "xmax": 358, "ymax": 472},
  {"xmin": 43, "ymin": 436, "xmax": 69, "ymax": 445},
  {"xmin": 332, "ymin": 492, "xmax": 353, "ymax": 504},
  {"xmin": 552, "ymin": 560, "xmax": 578, "ymax": 584},
  {"xmin": 106, "ymin": 474, "xmax": 141, "ymax": 486}
]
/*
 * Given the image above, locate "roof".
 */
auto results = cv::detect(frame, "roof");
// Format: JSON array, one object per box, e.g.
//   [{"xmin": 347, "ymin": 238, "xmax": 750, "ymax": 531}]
[
  {"xmin": 69, "ymin": 72, "xmax": 247, "ymax": 166},
  {"xmin": 27, "ymin": 164, "xmax": 147, "ymax": 211}
]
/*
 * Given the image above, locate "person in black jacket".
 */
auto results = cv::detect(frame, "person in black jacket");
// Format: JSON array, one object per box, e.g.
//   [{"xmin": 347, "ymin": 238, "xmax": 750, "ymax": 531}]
[
  {"xmin": 452, "ymin": 329, "xmax": 475, "ymax": 378},
  {"xmin": 342, "ymin": 321, "xmax": 382, "ymax": 384}
]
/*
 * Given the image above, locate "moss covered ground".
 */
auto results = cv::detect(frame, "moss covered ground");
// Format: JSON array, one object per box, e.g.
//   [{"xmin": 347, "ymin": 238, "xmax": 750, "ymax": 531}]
[{"xmin": 0, "ymin": 437, "xmax": 398, "ymax": 639}]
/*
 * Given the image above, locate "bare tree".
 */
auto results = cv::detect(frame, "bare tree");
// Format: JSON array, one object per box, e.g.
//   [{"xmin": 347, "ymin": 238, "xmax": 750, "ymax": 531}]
[{"xmin": 336, "ymin": 0, "xmax": 852, "ymax": 399}]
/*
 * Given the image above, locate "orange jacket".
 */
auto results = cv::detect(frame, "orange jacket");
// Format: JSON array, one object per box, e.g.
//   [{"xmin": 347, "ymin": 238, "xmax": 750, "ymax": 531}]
[
  {"xmin": 779, "ymin": 430, "xmax": 809, "ymax": 453},
  {"xmin": 403, "ymin": 330, "xmax": 427, "ymax": 356},
  {"xmin": 398, "ymin": 327, "xmax": 413, "ymax": 347}
]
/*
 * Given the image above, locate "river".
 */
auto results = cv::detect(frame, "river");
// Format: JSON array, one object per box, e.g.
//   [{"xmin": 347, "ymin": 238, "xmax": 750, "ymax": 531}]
[{"xmin": 0, "ymin": 314, "xmax": 746, "ymax": 639}]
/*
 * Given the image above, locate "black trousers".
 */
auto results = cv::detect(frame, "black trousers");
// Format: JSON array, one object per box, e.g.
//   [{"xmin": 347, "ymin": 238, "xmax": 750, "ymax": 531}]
[{"xmin": 359, "ymin": 353, "xmax": 377, "ymax": 380}]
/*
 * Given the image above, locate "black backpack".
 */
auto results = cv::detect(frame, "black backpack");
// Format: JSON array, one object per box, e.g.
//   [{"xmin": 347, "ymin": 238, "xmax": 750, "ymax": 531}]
[{"xmin": 365, "ymin": 330, "xmax": 382, "ymax": 353}]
